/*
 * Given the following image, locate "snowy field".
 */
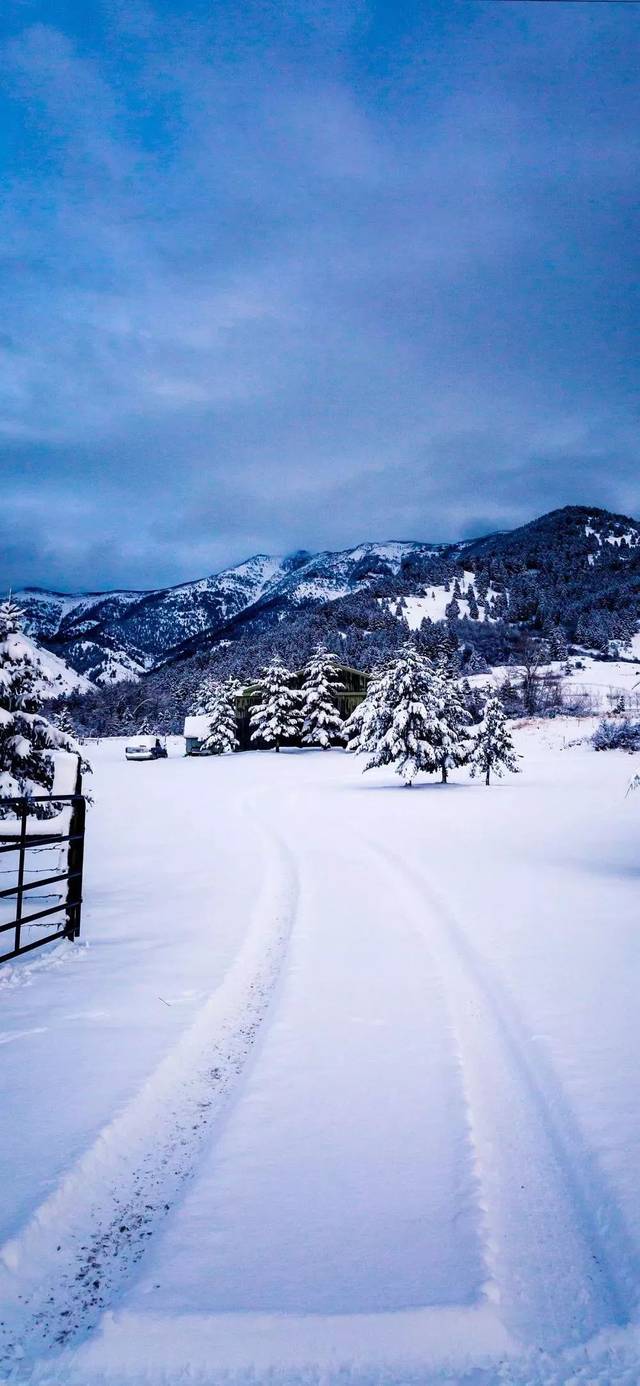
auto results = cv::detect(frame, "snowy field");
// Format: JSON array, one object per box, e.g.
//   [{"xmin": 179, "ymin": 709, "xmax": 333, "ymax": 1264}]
[{"xmin": 1, "ymin": 729, "xmax": 640, "ymax": 1384}]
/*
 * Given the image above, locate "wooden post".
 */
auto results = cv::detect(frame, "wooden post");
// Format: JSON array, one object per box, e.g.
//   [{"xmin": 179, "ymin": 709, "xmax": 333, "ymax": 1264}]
[
  {"xmin": 14, "ymin": 799, "xmax": 27, "ymax": 956},
  {"xmin": 65, "ymin": 761, "xmax": 85, "ymax": 940}
]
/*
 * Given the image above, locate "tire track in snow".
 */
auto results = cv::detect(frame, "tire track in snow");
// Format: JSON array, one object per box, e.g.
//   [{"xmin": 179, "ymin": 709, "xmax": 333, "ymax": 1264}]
[
  {"xmin": 367, "ymin": 837, "xmax": 640, "ymax": 1352},
  {"xmin": 0, "ymin": 815, "xmax": 298, "ymax": 1372}
]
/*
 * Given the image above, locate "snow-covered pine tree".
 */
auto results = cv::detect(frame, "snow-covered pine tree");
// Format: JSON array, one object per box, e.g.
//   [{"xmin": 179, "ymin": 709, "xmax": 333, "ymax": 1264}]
[
  {"xmin": 348, "ymin": 647, "xmax": 440, "ymax": 786},
  {"xmin": 55, "ymin": 704, "xmax": 76, "ymax": 738},
  {"xmin": 301, "ymin": 647, "xmax": 345, "ymax": 749},
  {"xmin": 0, "ymin": 599, "xmax": 80, "ymax": 814},
  {"xmin": 466, "ymin": 584, "xmax": 479, "ymax": 620},
  {"xmin": 193, "ymin": 672, "xmax": 217, "ymax": 716},
  {"xmin": 429, "ymin": 666, "xmax": 472, "ymax": 783},
  {"xmin": 250, "ymin": 658, "xmax": 301, "ymax": 752},
  {"xmin": 469, "ymin": 693, "xmax": 520, "ymax": 785},
  {"xmin": 345, "ymin": 659, "xmax": 391, "ymax": 755},
  {"xmin": 200, "ymin": 679, "xmax": 239, "ymax": 755}
]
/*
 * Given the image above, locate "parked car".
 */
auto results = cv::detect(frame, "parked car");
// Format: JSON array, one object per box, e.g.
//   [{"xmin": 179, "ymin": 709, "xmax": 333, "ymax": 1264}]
[{"xmin": 125, "ymin": 739, "xmax": 168, "ymax": 762}]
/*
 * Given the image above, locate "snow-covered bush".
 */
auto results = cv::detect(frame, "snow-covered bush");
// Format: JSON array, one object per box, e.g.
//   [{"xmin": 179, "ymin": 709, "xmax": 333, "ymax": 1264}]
[
  {"xmin": 0, "ymin": 599, "xmax": 82, "ymax": 815},
  {"xmin": 592, "ymin": 719, "xmax": 640, "ymax": 752},
  {"xmin": 250, "ymin": 659, "xmax": 301, "ymax": 752},
  {"xmin": 469, "ymin": 694, "xmax": 520, "ymax": 785},
  {"xmin": 301, "ymin": 647, "xmax": 346, "ymax": 748}
]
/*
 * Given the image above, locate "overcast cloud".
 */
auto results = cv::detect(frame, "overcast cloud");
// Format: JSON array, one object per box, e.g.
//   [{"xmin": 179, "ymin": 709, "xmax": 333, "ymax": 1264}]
[{"xmin": 1, "ymin": 0, "xmax": 638, "ymax": 590}]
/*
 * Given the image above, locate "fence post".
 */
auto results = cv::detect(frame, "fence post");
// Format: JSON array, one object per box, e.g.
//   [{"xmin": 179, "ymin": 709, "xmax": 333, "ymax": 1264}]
[
  {"xmin": 65, "ymin": 762, "xmax": 85, "ymax": 940},
  {"xmin": 14, "ymin": 799, "xmax": 27, "ymax": 956}
]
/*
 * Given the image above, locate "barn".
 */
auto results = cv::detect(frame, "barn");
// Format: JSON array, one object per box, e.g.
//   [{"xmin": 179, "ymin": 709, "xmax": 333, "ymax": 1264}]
[{"xmin": 183, "ymin": 665, "xmax": 369, "ymax": 754}]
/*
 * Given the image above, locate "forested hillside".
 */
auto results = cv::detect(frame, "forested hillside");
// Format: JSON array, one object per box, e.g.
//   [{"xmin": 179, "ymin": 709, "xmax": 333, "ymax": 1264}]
[{"xmin": 28, "ymin": 505, "xmax": 639, "ymax": 737}]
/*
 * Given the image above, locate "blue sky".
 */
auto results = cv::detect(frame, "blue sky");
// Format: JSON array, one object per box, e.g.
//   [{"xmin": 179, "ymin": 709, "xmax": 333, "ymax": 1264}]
[{"xmin": 1, "ymin": 0, "xmax": 638, "ymax": 591}]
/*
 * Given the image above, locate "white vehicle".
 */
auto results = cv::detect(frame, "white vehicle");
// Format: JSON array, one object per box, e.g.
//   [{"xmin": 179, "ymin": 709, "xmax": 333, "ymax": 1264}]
[{"xmin": 125, "ymin": 738, "xmax": 168, "ymax": 762}]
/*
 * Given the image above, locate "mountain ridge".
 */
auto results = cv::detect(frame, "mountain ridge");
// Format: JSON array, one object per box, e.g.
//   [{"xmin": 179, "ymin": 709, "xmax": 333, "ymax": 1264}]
[{"xmin": 12, "ymin": 505, "xmax": 640, "ymax": 689}]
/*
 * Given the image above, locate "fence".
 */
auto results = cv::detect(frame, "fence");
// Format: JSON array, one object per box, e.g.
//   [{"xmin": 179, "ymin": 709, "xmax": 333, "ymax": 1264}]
[{"xmin": 0, "ymin": 784, "xmax": 86, "ymax": 965}]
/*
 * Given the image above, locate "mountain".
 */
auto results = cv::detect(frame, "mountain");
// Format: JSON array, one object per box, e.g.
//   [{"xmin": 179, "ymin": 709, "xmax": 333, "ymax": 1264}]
[
  {"xmin": 13, "ymin": 507, "xmax": 640, "ymax": 703},
  {"xmin": 14, "ymin": 555, "xmax": 291, "ymax": 686},
  {"xmin": 16, "ymin": 543, "xmax": 446, "ymax": 685}
]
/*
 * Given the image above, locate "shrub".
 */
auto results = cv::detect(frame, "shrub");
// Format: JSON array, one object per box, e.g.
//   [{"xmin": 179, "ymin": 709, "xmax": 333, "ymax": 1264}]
[{"xmin": 592, "ymin": 719, "xmax": 640, "ymax": 752}]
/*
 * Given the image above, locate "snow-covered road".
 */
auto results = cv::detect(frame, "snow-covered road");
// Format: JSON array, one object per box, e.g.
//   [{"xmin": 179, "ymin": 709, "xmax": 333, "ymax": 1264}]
[{"xmin": 2, "ymin": 730, "xmax": 640, "ymax": 1383}]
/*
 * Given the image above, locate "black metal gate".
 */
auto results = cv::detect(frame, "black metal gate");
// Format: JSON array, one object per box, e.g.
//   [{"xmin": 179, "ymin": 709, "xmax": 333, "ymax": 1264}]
[{"xmin": 0, "ymin": 778, "xmax": 86, "ymax": 965}]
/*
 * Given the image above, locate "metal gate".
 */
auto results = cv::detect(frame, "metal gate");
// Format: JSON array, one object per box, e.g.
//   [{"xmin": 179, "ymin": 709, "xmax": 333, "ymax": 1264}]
[{"xmin": 0, "ymin": 780, "xmax": 86, "ymax": 965}]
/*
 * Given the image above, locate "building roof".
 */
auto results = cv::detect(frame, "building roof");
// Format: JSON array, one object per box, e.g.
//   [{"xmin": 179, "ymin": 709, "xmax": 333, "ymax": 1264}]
[{"xmin": 183, "ymin": 714, "xmax": 210, "ymax": 739}]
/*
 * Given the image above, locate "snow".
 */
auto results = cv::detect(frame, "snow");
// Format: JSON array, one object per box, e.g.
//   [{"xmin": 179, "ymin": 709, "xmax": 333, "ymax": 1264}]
[
  {"xmin": 465, "ymin": 656, "xmax": 640, "ymax": 717},
  {"xmin": 290, "ymin": 578, "xmax": 351, "ymax": 603},
  {"xmin": 2, "ymin": 729, "xmax": 640, "ymax": 1383},
  {"xmin": 3, "ymin": 631, "xmax": 93, "ymax": 697},
  {"xmin": 73, "ymin": 642, "xmax": 147, "ymax": 686},
  {"xmin": 13, "ymin": 590, "xmax": 151, "ymax": 639},
  {"xmin": 583, "ymin": 523, "xmax": 639, "ymax": 555},
  {"xmin": 401, "ymin": 572, "xmax": 500, "ymax": 628},
  {"xmin": 183, "ymin": 714, "xmax": 210, "ymax": 740},
  {"xmin": 562, "ymin": 656, "xmax": 640, "ymax": 714}
]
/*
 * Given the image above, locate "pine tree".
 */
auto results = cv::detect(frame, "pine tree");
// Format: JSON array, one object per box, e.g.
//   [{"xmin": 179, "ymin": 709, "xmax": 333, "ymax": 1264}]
[
  {"xmin": 469, "ymin": 694, "xmax": 520, "ymax": 785},
  {"xmin": 55, "ymin": 705, "xmax": 76, "ymax": 738},
  {"xmin": 200, "ymin": 679, "xmax": 239, "ymax": 755},
  {"xmin": 347, "ymin": 648, "xmax": 444, "ymax": 787},
  {"xmin": 345, "ymin": 660, "xmax": 389, "ymax": 754},
  {"xmin": 430, "ymin": 666, "xmax": 471, "ymax": 783},
  {"xmin": 250, "ymin": 658, "xmax": 301, "ymax": 751},
  {"xmin": 466, "ymin": 584, "xmax": 479, "ymax": 620},
  {"xmin": 475, "ymin": 569, "xmax": 490, "ymax": 602},
  {"xmin": 301, "ymin": 647, "xmax": 346, "ymax": 748},
  {"xmin": 0, "ymin": 599, "xmax": 80, "ymax": 814}
]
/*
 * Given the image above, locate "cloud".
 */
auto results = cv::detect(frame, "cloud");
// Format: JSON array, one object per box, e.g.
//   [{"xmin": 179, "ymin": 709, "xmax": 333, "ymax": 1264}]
[{"xmin": 0, "ymin": 0, "xmax": 638, "ymax": 589}]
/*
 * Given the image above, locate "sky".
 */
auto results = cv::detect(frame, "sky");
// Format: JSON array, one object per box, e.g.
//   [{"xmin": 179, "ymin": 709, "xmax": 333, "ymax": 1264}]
[{"xmin": 1, "ymin": 0, "xmax": 638, "ymax": 593}]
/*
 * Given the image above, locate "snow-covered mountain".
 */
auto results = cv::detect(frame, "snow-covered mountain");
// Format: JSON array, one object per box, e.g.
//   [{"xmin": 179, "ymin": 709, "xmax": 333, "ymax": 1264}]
[
  {"xmin": 12, "ymin": 506, "xmax": 640, "ymax": 690},
  {"xmin": 15, "ymin": 544, "xmax": 447, "ymax": 685},
  {"xmin": 14, "ymin": 555, "xmax": 292, "ymax": 686}
]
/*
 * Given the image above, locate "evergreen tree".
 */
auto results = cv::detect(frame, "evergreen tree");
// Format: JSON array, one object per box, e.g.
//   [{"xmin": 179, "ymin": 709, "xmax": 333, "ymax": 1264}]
[
  {"xmin": 469, "ymin": 694, "xmax": 520, "ymax": 785},
  {"xmin": 492, "ymin": 590, "xmax": 508, "ymax": 620},
  {"xmin": 475, "ymin": 569, "xmax": 490, "ymax": 602},
  {"xmin": 466, "ymin": 584, "xmax": 479, "ymax": 620},
  {"xmin": 430, "ymin": 667, "xmax": 471, "ymax": 783},
  {"xmin": 347, "ymin": 647, "xmax": 440, "ymax": 786},
  {"xmin": 55, "ymin": 704, "xmax": 76, "ymax": 738},
  {"xmin": 301, "ymin": 647, "xmax": 346, "ymax": 748},
  {"xmin": 348, "ymin": 648, "xmax": 469, "ymax": 787},
  {"xmin": 250, "ymin": 658, "xmax": 301, "ymax": 751},
  {"xmin": 0, "ymin": 599, "xmax": 79, "ymax": 813},
  {"xmin": 345, "ymin": 660, "xmax": 390, "ymax": 754},
  {"xmin": 445, "ymin": 595, "xmax": 460, "ymax": 621},
  {"xmin": 201, "ymin": 679, "xmax": 239, "ymax": 755}
]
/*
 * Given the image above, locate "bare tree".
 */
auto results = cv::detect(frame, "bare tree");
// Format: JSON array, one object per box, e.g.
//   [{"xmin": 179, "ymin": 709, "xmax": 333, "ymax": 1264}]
[{"xmin": 513, "ymin": 634, "xmax": 550, "ymax": 717}]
